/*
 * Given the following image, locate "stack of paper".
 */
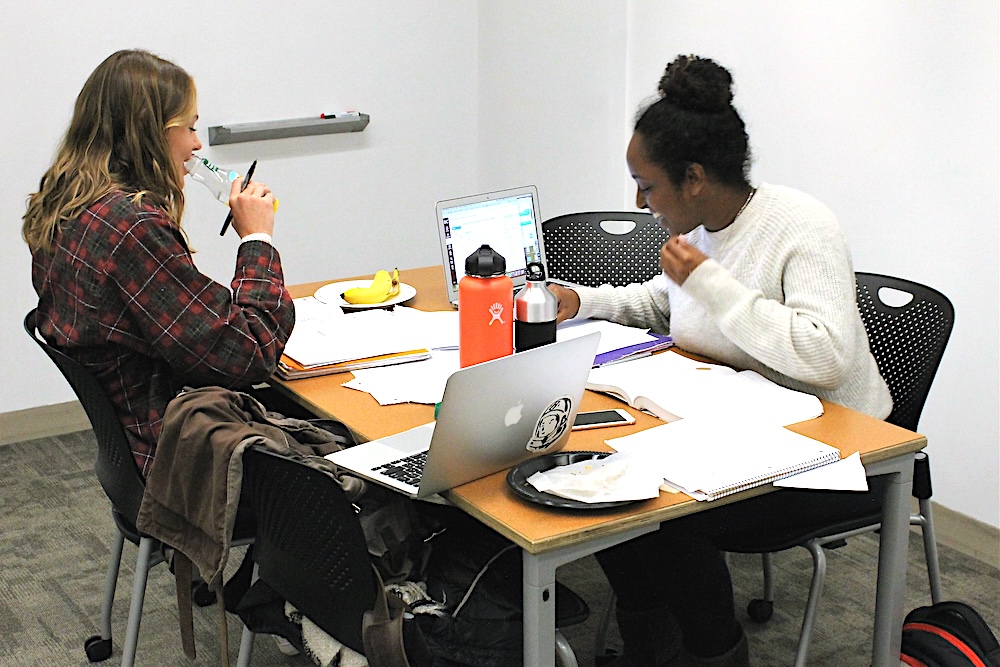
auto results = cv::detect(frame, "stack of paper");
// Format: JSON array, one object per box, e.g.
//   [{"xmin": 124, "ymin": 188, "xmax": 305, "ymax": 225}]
[
  {"xmin": 277, "ymin": 350, "xmax": 430, "ymax": 380},
  {"xmin": 278, "ymin": 300, "xmax": 436, "ymax": 380}
]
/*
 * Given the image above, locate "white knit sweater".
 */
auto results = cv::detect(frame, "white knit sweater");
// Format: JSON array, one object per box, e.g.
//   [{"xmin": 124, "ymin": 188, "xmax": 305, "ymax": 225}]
[{"xmin": 575, "ymin": 182, "xmax": 892, "ymax": 419}]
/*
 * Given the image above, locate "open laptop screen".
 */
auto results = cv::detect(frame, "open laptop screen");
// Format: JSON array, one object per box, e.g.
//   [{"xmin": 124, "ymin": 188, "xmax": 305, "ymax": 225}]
[{"xmin": 436, "ymin": 186, "xmax": 545, "ymax": 305}]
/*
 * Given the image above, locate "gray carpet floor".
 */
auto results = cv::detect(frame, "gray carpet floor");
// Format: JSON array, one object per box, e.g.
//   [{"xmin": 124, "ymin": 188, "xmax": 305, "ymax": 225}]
[{"xmin": 1, "ymin": 430, "xmax": 997, "ymax": 666}]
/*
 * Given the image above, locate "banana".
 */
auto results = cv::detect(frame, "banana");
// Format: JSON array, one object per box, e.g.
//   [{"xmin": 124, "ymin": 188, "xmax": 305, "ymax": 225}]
[
  {"xmin": 342, "ymin": 268, "xmax": 400, "ymax": 304},
  {"xmin": 388, "ymin": 268, "xmax": 400, "ymax": 298}
]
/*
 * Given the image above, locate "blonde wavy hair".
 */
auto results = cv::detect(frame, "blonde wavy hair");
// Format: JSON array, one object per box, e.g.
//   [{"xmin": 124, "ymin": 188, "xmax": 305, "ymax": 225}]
[{"xmin": 23, "ymin": 49, "xmax": 196, "ymax": 253}]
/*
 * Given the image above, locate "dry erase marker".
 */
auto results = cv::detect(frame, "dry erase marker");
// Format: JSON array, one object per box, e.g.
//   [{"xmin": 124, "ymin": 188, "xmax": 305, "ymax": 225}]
[{"xmin": 219, "ymin": 159, "xmax": 256, "ymax": 237}]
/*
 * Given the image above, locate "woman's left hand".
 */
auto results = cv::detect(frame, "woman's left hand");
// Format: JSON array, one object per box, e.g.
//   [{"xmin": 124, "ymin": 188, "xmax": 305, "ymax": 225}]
[
  {"xmin": 548, "ymin": 283, "xmax": 581, "ymax": 323},
  {"xmin": 660, "ymin": 235, "xmax": 708, "ymax": 286}
]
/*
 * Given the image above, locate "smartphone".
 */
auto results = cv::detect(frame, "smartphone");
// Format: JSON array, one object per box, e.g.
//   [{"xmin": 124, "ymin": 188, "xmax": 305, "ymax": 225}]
[{"xmin": 572, "ymin": 408, "xmax": 636, "ymax": 430}]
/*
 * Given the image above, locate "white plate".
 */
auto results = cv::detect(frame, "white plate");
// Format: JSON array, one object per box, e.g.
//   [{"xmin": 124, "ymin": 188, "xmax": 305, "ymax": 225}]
[{"xmin": 313, "ymin": 279, "xmax": 417, "ymax": 309}]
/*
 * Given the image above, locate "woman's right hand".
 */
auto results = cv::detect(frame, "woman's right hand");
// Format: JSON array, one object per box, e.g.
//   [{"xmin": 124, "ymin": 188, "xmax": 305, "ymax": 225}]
[
  {"xmin": 229, "ymin": 177, "xmax": 276, "ymax": 238},
  {"xmin": 660, "ymin": 234, "xmax": 707, "ymax": 286},
  {"xmin": 548, "ymin": 284, "xmax": 581, "ymax": 323}
]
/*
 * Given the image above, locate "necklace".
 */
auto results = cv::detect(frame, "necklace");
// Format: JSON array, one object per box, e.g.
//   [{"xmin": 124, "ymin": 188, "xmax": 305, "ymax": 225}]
[{"xmin": 734, "ymin": 188, "xmax": 756, "ymax": 221}]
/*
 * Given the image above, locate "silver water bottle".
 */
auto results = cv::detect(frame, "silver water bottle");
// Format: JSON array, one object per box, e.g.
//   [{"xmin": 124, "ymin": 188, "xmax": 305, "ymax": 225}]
[{"xmin": 514, "ymin": 261, "xmax": 558, "ymax": 352}]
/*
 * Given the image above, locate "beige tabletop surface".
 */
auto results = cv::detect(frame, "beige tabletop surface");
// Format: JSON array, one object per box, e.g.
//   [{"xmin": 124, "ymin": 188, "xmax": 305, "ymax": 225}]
[{"xmin": 277, "ymin": 266, "xmax": 926, "ymax": 554}]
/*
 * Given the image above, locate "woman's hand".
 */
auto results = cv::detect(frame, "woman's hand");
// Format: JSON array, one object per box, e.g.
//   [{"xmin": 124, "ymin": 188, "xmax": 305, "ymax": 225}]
[
  {"xmin": 229, "ymin": 177, "xmax": 276, "ymax": 238},
  {"xmin": 660, "ymin": 235, "xmax": 708, "ymax": 285},
  {"xmin": 548, "ymin": 284, "xmax": 581, "ymax": 323}
]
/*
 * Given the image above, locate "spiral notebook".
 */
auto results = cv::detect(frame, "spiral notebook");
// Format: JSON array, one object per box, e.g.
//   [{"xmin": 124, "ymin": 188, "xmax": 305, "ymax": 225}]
[{"xmin": 606, "ymin": 418, "xmax": 842, "ymax": 501}]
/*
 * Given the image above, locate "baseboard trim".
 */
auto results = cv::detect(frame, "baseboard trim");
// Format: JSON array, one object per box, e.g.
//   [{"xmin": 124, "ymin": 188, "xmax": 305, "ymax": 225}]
[
  {"xmin": 0, "ymin": 401, "xmax": 90, "ymax": 446},
  {"xmin": 926, "ymin": 501, "xmax": 1000, "ymax": 569},
  {"xmin": 1, "ymin": 402, "xmax": 998, "ymax": 569}
]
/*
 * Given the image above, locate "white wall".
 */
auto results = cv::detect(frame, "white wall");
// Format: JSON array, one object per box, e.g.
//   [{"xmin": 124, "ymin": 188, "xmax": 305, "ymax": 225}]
[
  {"xmin": 2, "ymin": 1, "xmax": 479, "ymax": 412},
  {"xmin": 3, "ymin": 1, "xmax": 997, "ymax": 529},
  {"xmin": 477, "ymin": 1, "xmax": 630, "ymax": 216},
  {"xmin": 624, "ymin": 0, "xmax": 999, "ymax": 527}
]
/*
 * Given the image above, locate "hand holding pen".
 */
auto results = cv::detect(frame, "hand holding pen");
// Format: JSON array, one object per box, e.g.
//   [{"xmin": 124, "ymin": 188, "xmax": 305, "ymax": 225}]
[
  {"xmin": 219, "ymin": 160, "xmax": 253, "ymax": 236},
  {"xmin": 220, "ymin": 160, "xmax": 276, "ymax": 238}
]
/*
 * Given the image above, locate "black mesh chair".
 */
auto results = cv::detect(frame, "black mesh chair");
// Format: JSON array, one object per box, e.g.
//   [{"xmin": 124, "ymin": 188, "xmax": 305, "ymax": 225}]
[
  {"xmin": 234, "ymin": 446, "xmax": 376, "ymax": 665},
  {"xmin": 542, "ymin": 212, "xmax": 667, "ymax": 287},
  {"xmin": 235, "ymin": 447, "xmax": 590, "ymax": 667},
  {"xmin": 735, "ymin": 273, "xmax": 954, "ymax": 666},
  {"xmin": 25, "ymin": 309, "xmax": 167, "ymax": 666},
  {"xmin": 590, "ymin": 273, "xmax": 954, "ymax": 666},
  {"xmin": 24, "ymin": 309, "xmax": 244, "ymax": 666}
]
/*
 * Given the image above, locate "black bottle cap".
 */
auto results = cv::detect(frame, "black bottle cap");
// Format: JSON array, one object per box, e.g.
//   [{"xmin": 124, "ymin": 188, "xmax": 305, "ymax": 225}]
[
  {"xmin": 465, "ymin": 244, "xmax": 507, "ymax": 277},
  {"xmin": 525, "ymin": 261, "xmax": 546, "ymax": 282}
]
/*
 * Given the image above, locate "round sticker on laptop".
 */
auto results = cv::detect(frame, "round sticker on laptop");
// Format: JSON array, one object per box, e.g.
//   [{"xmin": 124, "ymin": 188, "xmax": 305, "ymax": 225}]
[{"xmin": 526, "ymin": 396, "xmax": 574, "ymax": 452}]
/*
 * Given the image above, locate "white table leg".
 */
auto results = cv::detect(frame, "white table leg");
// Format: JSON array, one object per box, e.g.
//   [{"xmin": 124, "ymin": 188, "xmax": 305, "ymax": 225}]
[
  {"xmin": 521, "ymin": 525, "xmax": 658, "ymax": 667},
  {"xmin": 523, "ymin": 555, "xmax": 557, "ymax": 667},
  {"xmin": 869, "ymin": 453, "xmax": 915, "ymax": 667}
]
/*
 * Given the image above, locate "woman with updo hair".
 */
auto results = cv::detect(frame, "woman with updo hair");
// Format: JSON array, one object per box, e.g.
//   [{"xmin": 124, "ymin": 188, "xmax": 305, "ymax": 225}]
[{"xmin": 550, "ymin": 56, "xmax": 891, "ymax": 666}]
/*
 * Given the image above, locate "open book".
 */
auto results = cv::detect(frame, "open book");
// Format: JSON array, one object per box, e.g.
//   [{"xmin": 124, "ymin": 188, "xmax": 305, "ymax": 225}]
[
  {"xmin": 586, "ymin": 351, "xmax": 823, "ymax": 427},
  {"xmin": 607, "ymin": 419, "xmax": 842, "ymax": 501}
]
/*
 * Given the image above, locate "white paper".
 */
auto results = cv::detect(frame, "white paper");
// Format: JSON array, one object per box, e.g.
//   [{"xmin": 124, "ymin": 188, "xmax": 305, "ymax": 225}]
[
  {"xmin": 283, "ymin": 309, "xmax": 416, "ymax": 367},
  {"xmin": 774, "ymin": 451, "xmax": 869, "ymax": 491},
  {"xmin": 388, "ymin": 307, "xmax": 460, "ymax": 350},
  {"xmin": 282, "ymin": 306, "xmax": 459, "ymax": 368},
  {"xmin": 292, "ymin": 295, "xmax": 344, "ymax": 322},
  {"xmin": 558, "ymin": 319, "xmax": 659, "ymax": 355},
  {"xmin": 343, "ymin": 349, "xmax": 460, "ymax": 405},
  {"xmin": 606, "ymin": 418, "xmax": 841, "ymax": 500},
  {"xmin": 526, "ymin": 453, "xmax": 663, "ymax": 503}
]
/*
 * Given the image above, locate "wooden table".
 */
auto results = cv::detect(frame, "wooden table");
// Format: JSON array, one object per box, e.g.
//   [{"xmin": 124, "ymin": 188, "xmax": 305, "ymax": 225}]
[{"xmin": 276, "ymin": 266, "xmax": 926, "ymax": 667}]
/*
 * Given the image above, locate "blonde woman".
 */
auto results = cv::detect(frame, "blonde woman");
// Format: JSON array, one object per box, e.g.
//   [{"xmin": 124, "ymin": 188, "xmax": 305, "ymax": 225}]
[{"xmin": 24, "ymin": 50, "xmax": 294, "ymax": 477}]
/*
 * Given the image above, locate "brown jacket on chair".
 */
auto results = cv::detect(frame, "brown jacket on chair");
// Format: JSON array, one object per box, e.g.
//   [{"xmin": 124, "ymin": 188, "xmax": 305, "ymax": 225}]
[
  {"xmin": 137, "ymin": 385, "xmax": 362, "ymax": 587},
  {"xmin": 135, "ymin": 385, "xmax": 363, "ymax": 663}
]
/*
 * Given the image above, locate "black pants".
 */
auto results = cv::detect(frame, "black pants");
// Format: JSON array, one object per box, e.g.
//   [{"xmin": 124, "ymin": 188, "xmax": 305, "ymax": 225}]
[{"xmin": 594, "ymin": 477, "xmax": 888, "ymax": 657}]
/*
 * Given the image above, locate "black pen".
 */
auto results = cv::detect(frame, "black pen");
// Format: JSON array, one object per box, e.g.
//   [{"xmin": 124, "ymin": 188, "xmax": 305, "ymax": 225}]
[{"xmin": 219, "ymin": 159, "xmax": 257, "ymax": 237}]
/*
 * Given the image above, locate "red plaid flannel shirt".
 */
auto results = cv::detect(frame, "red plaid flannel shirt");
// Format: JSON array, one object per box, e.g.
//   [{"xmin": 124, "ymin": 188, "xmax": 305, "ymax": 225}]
[{"xmin": 31, "ymin": 191, "xmax": 295, "ymax": 476}]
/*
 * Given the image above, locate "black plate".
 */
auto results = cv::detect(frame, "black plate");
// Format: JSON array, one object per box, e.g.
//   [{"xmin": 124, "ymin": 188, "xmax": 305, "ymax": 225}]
[{"xmin": 505, "ymin": 451, "xmax": 639, "ymax": 510}]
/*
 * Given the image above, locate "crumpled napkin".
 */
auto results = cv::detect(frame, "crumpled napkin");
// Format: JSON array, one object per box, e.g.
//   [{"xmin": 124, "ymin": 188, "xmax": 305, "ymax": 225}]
[{"xmin": 526, "ymin": 453, "xmax": 663, "ymax": 503}]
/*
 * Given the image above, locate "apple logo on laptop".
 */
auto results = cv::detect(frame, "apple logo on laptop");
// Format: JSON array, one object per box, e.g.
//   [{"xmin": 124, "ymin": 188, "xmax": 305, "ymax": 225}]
[{"xmin": 504, "ymin": 401, "xmax": 524, "ymax": 427}]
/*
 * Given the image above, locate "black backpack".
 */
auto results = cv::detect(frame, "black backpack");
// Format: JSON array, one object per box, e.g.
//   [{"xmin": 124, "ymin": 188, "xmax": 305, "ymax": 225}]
[{"xmin": 901, "ymin": 601, "xmax": 1000, "ymax": 667}]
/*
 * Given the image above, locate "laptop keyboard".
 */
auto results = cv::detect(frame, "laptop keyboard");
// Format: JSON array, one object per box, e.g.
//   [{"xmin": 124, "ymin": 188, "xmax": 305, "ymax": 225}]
[{"xmin": 372, "ymin": 450, "xmax": 428, "ymax": 487}]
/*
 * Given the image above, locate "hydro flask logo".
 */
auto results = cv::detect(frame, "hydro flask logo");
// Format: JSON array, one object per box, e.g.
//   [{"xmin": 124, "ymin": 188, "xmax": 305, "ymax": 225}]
[{"xmin": 488, "ymin": 302, "xmax": 505, "ymax": 325}]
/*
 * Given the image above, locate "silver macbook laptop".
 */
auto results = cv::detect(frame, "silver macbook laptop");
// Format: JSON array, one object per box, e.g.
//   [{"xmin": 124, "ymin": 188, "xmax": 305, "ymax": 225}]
[
  {"xmin": 435, "ymin": 185, "xmax": 546, "ymax": 307},
  {"xmin": 326, "ymin": 332, "xmax": 601, "ymax": 499}
]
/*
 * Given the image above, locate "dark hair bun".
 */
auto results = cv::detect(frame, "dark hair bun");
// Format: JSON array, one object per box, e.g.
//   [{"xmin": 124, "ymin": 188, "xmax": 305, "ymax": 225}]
[{"xmin": 658, "ymin": 55, "xmax": 734, "ymax": 113}]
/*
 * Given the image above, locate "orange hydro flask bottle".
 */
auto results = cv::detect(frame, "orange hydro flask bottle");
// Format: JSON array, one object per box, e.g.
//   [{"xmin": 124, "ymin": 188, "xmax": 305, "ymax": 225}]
[{"xmin": 458, "ymin": 244, "xmax": 514, "ymax": 367}]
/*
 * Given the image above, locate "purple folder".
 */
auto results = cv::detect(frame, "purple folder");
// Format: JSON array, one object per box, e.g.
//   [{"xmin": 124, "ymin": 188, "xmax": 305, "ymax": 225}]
[{"xmin": 593, "ymin": 334, "xmax": 673, "ymax": 367}]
